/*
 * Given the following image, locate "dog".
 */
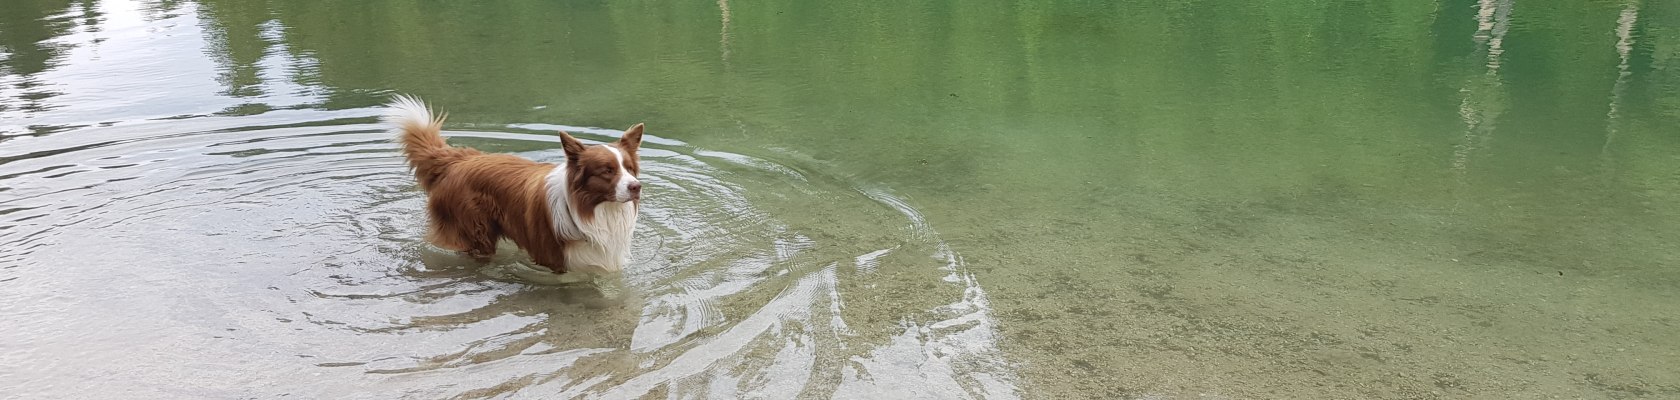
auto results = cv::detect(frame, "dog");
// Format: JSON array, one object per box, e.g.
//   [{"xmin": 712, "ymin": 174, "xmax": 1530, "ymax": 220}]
[{"xmin": 384, "ymin": 94, "xmax": 642, "ymax": 277}]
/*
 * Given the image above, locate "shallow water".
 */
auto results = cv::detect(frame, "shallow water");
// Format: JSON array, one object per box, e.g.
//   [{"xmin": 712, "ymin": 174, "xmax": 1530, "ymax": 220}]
[{"xmin": 3, "ymin": 0, "xmax": 1679, "ymax": 398}]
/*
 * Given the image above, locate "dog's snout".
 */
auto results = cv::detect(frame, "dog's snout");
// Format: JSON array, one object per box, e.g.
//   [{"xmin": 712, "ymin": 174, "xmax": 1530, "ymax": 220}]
[{"xmin": 628, "ymin": 181, "xmax": 642, "ymax": 193}]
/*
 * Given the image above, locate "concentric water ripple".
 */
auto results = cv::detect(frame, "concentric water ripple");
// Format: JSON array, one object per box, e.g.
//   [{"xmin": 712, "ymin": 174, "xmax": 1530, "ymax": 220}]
[{"xmin": 0, "ymin": 109, "xmax": 1018, "ymax": 399}]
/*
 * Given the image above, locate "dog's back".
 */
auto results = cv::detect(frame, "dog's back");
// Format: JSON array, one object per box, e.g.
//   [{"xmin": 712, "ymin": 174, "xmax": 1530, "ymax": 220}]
[
  {"xmin": 383, "ymin": 95, "xmax": 566, "ymax": 265},
  {"xmin": 422, "ymin": 154, "xmax": 563, "ymax": 264}
]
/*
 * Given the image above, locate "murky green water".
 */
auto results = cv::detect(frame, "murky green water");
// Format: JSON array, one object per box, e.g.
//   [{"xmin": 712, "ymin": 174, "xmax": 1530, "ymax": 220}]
[{"xmin": 3, "ymin": 0, "xmax": 1678, "ymax": 398}]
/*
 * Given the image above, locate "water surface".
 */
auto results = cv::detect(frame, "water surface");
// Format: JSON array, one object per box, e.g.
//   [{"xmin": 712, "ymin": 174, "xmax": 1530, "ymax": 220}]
[{"xmin": 3, "ymin": 0, "xmax": 1678, "ymax": 398}]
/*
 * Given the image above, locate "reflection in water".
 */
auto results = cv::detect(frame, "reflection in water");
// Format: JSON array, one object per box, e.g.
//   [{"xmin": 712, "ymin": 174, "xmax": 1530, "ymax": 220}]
[
  {"xmin": 0, "ymin": 0, "xmax": 325, "ymax": 137},
  {"xmin": 1451, "ymin": 0, "xmax": 1512, "ymax": 179},
  {"xmin": 1601, "ymin": 0, "xmax": 1640, "ymax": 160},
  {"xmin": 717, "ymin": 0, "xmax": 732, "ymax": 68},
  {"xmin": 194, "ymin": 0, "xmax": 323, "ymax": 114},
  {"xmin": 0, "ymin": 0, "xmax": 78, "ymax": 135}
]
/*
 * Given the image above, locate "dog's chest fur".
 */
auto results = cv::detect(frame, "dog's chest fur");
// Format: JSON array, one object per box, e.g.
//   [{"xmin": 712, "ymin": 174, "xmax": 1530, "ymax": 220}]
[{"xmin": 545, "ymin": 165, "xmax": 637, "ymax": 273}]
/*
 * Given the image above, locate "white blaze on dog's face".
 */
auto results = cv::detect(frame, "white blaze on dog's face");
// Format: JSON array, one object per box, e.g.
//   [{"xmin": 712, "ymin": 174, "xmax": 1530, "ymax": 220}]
[
  {"xmin": 610, "ymin": 123, "xmax": 642, "ymax": 202},
  {"xmin": 601, "ymin": 146, "xmax": 639, "ymax": 202}
]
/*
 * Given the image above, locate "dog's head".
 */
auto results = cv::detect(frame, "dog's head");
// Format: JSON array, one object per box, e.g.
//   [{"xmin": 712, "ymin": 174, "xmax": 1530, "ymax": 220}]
[{"xmin": 559, "ymin": 124, "xmax": 643, "ymax": 206}]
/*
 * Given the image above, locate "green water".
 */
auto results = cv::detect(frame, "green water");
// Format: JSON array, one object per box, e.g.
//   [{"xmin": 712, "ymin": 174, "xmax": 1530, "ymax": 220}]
[{"xmin": 3, "ymin": 0, "xmax": 1678, "ymax": 398}]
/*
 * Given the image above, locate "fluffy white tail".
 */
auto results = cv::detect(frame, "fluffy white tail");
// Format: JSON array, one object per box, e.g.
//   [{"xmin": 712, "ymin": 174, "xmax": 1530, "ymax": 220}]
[{"xmin": 384, "ymin": 94, "xmax": 465, "ymax": 189}]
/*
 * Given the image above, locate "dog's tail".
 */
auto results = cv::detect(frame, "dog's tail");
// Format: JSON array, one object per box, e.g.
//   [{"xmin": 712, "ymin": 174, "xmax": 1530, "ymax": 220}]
[{"xmin": 384, "ymin": 94, "xmax": 471, "ymax": 189}]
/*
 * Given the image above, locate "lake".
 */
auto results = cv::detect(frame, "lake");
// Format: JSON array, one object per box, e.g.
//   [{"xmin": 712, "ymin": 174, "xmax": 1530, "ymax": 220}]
[{"xmin": 2, "ymin": 0, "xmax": 1677, "ymax": 398}]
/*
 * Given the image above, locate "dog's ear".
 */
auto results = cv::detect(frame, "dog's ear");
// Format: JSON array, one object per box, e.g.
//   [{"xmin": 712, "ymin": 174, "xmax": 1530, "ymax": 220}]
[
  {"xmin": 617, "ymin": 123, "xmax": 644, "ymax": 151},
  {"xmin": 558, "ymin": 130, "xmax": 586, "ymax": 161}
]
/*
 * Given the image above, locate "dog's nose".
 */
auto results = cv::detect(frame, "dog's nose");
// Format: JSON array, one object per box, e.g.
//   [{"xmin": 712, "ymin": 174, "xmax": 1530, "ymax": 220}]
[{"xmin": 628, "ymin": 182, "xmax": 642, "ymax": 193}]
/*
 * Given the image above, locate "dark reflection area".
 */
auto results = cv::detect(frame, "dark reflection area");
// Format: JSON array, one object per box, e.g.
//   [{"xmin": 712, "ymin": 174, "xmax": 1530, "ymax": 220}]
[
  {"xmin": 0, "ymin": 0, "xmax": 80, "ymax": 137},
  {"xmin": 0, "ymin": 0, "xmax": 333, "ymax": 137},
  {"xmin": 195, "ymin": 0, "xmax": 279, "ymax": 100},
  {"xmin": 193, "ymin": 0, "xmax": 329, "ymax": 116}
]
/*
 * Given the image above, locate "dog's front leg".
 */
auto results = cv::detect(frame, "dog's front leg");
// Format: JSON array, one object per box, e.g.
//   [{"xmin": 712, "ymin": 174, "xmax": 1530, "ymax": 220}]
[{"xmin": 528, "ymin": 245, "xmax": 568, "ymax": 274}]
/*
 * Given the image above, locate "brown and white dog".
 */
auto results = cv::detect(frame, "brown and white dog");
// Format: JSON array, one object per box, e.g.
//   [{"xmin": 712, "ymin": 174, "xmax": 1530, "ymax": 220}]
[{"xmin": 384, "ymin": 94, "xmax": 642, "ymax": 276}]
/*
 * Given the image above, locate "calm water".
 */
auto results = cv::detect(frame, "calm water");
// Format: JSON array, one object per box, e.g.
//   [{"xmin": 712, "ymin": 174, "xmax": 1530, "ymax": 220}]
[{"xmin": 3, "ymin": 0, "xmax": 1678, "ymax": 398}]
